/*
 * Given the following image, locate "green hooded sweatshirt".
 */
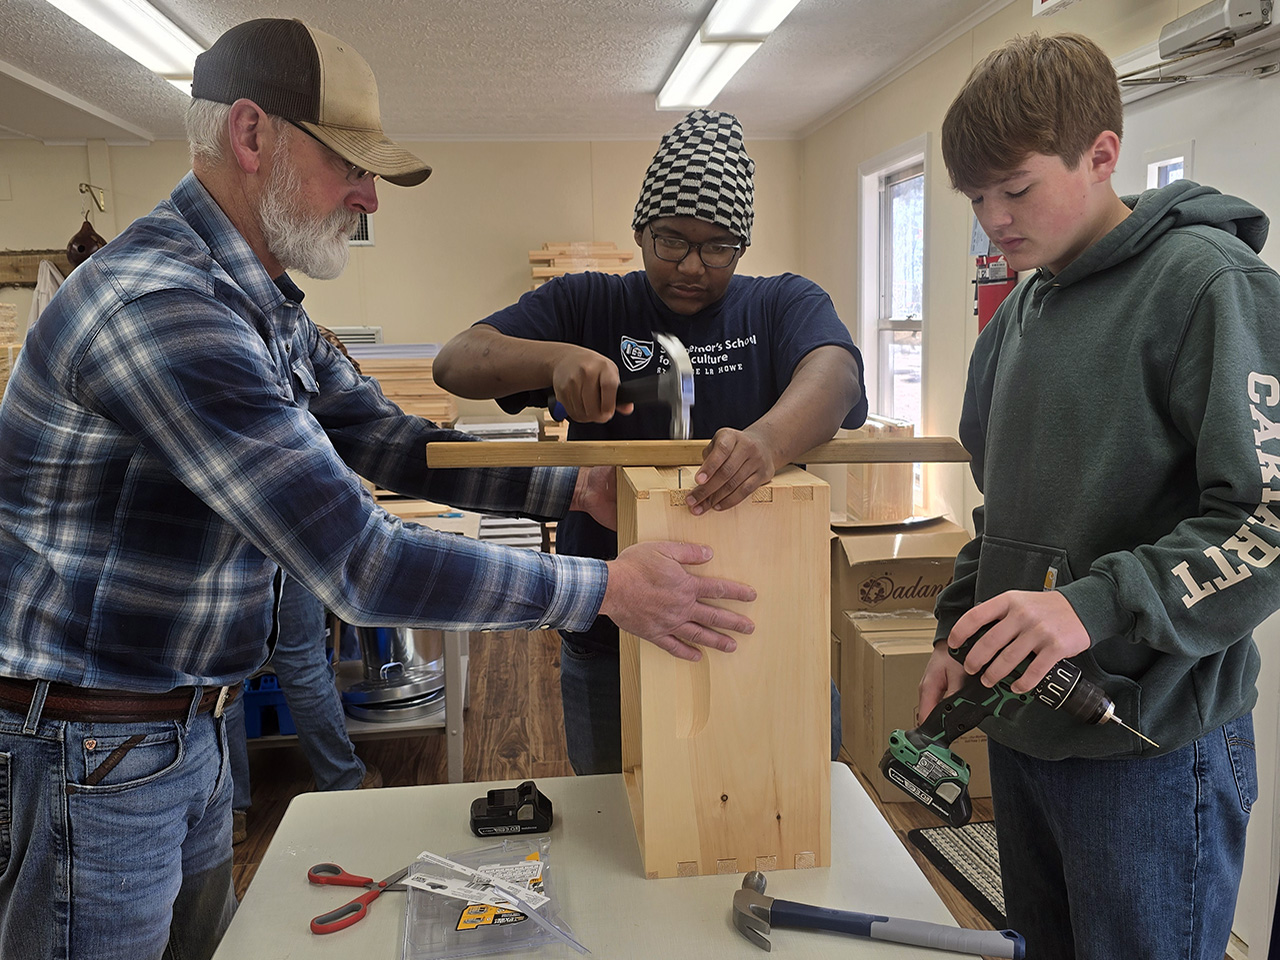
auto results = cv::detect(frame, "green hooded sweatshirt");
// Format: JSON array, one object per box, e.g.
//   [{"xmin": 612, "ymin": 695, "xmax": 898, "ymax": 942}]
[{"xmin": 935, "ymin": 180, "xmax": 1272, "ymax": 759}]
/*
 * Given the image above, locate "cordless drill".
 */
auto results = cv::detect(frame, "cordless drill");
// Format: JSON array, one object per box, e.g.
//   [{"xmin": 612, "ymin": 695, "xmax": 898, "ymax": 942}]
[{"xmin": 879, "ymin": 632, "xmax": 1157, "ymax": 827}]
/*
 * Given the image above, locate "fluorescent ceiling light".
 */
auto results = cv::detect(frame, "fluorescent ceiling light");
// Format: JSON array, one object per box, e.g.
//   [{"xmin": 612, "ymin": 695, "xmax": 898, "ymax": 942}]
[
  {"xmin": 703, "ymin": 0, "xmax": 803, "ymax": 40},
  {"xmin": 44, "ymin": 0, "xmax": 204, "ymax": 79},
  {"xmin": 657, "ymin": 35, "xmax": 762, "ymax": 110},
  {"xmin": 656, "ymin": 0, "xmax": 800, "ymax": 110}
]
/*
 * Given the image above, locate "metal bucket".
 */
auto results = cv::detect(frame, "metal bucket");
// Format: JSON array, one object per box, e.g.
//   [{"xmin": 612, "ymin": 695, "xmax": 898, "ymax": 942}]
[
  {"xmin": 343, "ymin": 626, "xmax": 445, "ymax": 711},
  {"xmin": 355, "ymin": 626, "xmax": 444, "ymax": 682}
]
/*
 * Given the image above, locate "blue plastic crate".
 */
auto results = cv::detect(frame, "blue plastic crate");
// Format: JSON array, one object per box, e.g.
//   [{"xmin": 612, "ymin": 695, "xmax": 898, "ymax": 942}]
[{"xmin": 241, "ymin": 674, "xmax": 296, "ymax": 738}]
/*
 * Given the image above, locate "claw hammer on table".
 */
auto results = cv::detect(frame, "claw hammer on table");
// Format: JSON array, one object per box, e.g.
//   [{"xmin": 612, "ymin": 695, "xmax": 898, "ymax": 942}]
[{"xmin": 731, "ymin": 871, "xmax": 1026, "ymax": 957}]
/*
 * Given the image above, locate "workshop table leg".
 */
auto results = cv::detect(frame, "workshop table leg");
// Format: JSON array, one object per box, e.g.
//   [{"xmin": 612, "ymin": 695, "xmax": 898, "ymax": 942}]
[{"xmin": 444, "ymin": 630, "xmax": 466, "ymax": 782}]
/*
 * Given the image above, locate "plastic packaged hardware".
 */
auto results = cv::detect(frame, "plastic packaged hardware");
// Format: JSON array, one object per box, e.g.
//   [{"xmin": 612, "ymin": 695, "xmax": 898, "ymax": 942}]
[{"xmin": 401, "ymin": 837, "xmax": 584, "ymax": 959}]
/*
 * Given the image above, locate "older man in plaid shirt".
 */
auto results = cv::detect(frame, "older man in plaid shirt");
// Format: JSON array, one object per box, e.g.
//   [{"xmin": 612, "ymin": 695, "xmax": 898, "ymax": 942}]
[{"xmin": 0, "ymin": 19, "xmax": 754, "ymax": 960}]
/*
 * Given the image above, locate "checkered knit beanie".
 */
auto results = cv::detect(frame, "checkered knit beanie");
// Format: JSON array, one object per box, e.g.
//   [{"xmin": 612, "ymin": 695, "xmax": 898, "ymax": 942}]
[{"xmin": 632, "ymin": 110, "xmax": 755, "ymax": 244}]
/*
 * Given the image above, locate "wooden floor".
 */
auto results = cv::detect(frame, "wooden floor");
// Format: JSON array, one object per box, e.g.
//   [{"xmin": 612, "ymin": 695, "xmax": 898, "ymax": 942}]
[{"xmin": 232, "ymin": 628, "xmax": 994, "ymax": 935}]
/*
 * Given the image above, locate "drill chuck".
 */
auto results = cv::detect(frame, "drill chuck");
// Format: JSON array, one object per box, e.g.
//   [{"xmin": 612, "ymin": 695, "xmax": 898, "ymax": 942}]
[
  {"xmin": 1032, "ymin": 659, "xmax": 1114, "ymax": 725},
  {"xmin": 1031, "ymin": 656, "xmax": 1157, "ymax": 747}
]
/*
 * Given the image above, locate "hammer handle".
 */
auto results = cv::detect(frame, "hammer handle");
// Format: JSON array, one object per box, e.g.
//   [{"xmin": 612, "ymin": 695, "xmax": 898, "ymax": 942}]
[
  {"xmin": 547, "ymin": 374, "xmax": 662, "ymax": 421},
  {"xmin": 770, "ymin": 899, "xmax": 1025, "ymax": 959},
  {"xmin": 615, "ymin": 374, "xmax": 663, "ymax": 405}
]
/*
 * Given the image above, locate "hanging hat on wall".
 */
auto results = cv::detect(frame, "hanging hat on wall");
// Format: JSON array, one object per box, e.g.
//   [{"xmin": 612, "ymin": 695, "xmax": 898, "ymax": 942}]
[
  {"xmin": 67, "ymin": 219, "xmax": 107, "ymax": 268},
  {"xmin": 632, "ymin": 109, "xmax": 756, "ymax": 244}
]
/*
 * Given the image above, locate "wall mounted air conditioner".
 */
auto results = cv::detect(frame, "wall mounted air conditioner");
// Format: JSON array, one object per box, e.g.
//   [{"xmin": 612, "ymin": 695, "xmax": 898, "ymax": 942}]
[
  {"xmin": 1116, "ymin": 0, "xmax": 1278, "ymax": 103},
  {"xmin": 1160, "ymin": 0, "xmax": 1272, "ymax": 58}
]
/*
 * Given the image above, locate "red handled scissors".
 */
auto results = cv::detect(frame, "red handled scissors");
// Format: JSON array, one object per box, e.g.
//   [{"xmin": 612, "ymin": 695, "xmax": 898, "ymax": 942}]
[{"xmin": 307, "ymin": 862, "xmax": 410, "ymax": 934}]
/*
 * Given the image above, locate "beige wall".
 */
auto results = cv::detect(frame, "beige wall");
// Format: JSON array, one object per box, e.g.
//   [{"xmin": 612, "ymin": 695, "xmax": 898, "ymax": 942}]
[
  {"xmin": 0, "ymin": 136, "xmax": 802, "ymax": 351},
  {"xmin": 798, "ymin": 0, "xmax": 1191, "ymax": 523}
]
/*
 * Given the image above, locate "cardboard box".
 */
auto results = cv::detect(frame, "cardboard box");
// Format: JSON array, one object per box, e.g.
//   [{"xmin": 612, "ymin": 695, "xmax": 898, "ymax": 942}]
[
  {"xmin": 839, "ymin": 611, "xmax": 990, "ymax": 804},
  {"xmin": 830, "ymin": 517, "xmax": 972, "ymax": 629}
]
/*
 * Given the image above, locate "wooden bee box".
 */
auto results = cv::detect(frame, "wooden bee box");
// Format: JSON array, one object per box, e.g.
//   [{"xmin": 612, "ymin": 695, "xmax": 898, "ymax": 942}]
[
  {"xmin": 617, "ymin": 464, "xmax": 830, "ymax": 879},
  {"xmin": 846, "ymin": 415, "xmax": 916, "ymax": 523}
]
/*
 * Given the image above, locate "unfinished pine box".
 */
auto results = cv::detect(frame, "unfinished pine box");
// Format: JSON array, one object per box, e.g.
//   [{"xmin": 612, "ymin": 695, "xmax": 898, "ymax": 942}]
[
  {"xmin": 617, "ymin": 464, "xmax": 830, "ymax": 879},
  {"xmin": 846, "ymin": 415, "xmax": 916, "ymax": 523}
]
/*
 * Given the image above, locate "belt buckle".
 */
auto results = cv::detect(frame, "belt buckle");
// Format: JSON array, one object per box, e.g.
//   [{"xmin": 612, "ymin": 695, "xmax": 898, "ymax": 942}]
[{"xmin": 213, "ymin": 685, "xmax": 232, "ymax": 719}]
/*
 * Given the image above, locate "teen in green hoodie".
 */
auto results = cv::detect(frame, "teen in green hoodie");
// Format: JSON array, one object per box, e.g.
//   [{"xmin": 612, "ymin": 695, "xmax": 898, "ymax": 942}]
[{"xmin": 919, "ymin": 33, "xmax": 1268, "ymax": 959}]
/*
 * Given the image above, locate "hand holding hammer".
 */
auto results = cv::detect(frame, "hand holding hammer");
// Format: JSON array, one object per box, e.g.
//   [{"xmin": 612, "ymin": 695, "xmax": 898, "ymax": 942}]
[{"xmin": 548, "ymin": 331, "xmax": 694, "ymax": 439}]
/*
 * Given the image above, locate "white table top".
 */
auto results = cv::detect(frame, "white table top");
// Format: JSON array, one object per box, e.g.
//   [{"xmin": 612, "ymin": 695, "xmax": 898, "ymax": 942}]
[{"xmin": 215, "ymin": 763, "xmax": 976, "ymax": 959}]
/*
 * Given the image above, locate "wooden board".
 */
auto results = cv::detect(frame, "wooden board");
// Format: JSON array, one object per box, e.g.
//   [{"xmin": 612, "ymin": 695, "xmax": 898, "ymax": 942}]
[
  {"xmin": 538, "ymin": 242, "xmax": 624, "ymax": 255},
  {"xmin": 0, "ymin": 250, "xmax": 75, "ymax": 288},
  {"xmin": 531, "ymin": 264, "xmax": 632, "ymax": 278},
  {"xmin": 619, "ymin": 465, "xmax": 830, "ymax": 878},
  {"xmin": 426, "ymin": 437, "xmax": 969, "ymax": 468},
  {"xmin": 528, "ymin": 250, "xmax": 635, "ymax": 264}
]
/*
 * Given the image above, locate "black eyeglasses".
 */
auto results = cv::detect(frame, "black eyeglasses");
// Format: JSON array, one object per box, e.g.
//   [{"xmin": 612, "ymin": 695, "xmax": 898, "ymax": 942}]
[
  {"xmin": 650, "ymin": 232, "xmax": 742, "ymax": 268},
  {"xmin": 286, "ymin": 121, "xmax": 378, "ymax": 185}
]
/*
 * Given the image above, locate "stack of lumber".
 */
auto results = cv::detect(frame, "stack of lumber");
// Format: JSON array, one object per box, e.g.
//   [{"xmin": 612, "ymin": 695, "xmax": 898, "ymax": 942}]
[
  {"xmin": 0, "ymin": 303, "xmax": 18, "ymax": 397},
  {"xmin": 454, "ymin": 417, "xmax": 545, "ymax": 550},
  {"xmin": 346, "ymin": 343, "xmax": 457, "ymax": 425},
  {"xmin": 530, "ymin": 241, "xmax": 634, "ymax": 289},
  {"xmin": 367, "ymin": 493, "xmax": 478, "ymax": 534},
  {"xmin": 846, "ymin": 414, "xmax": 917, "ymax": 523},
  {"xmin": 538, "ymin": 411, "xmax": 568, "ymax": 552}
]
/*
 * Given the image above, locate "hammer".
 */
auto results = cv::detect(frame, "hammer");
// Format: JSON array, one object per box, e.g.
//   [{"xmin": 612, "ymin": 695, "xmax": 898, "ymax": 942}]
[
  {"xmin": 732, "ymin": 871, "xmax": 1026, "ymax": 958},
  {"xmin": 548, "ymin": 331, "xmax": 694, "ymax": 439}
]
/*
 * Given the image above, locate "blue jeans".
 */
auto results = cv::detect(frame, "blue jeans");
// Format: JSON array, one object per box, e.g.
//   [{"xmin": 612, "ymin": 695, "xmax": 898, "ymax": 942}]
[
  {"xmin": 225, "ymin": 577, "xmax": 365, "ymax": 810},
  {"xmin": 988, "ymin": 713, "xmax": 1257, "ymax": 960},
  {"xmin": 0, "ymin": 687, "xmax": 237, "ymax": 960},
  {"xmin": 560, "ymin": 636, "xmax": 842, "ymax": 776}
]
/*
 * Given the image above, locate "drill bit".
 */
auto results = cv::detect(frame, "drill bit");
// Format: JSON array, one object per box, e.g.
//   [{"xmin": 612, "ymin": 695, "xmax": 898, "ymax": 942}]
[{"xmin": 1106, "ymin": 713, "xmax": 1160, "ymax": 749}]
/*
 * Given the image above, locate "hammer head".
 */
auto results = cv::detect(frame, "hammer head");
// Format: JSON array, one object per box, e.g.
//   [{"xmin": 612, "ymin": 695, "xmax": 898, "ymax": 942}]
[
  {"xmin": 652, "ymin": 331, "xmax": 694, "ymax": 440},
  {"xmin": 732, "ymin": 874, "xmax": 774, "ymax": 951}
]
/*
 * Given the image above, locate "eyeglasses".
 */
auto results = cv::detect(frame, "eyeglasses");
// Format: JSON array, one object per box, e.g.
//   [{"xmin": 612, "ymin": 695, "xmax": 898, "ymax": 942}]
[
  {"xmin": 287, "ymin": 121, "xmax": 378, "ymax": 185},
  {"xmin": 650, "ymin": 232, "xmax": 742, "ymax": 268}
]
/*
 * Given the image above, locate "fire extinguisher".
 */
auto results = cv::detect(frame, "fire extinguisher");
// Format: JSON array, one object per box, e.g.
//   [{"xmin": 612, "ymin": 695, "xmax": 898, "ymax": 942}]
[{"xmin": 974, "ymin": 254, "xmax": 1018, "ymax": 332}]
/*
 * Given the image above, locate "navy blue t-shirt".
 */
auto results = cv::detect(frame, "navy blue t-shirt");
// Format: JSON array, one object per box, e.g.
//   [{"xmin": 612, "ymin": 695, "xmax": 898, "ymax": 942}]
[{"xmin": 481, "ymin": 269, "xmax": 867, "ymax": 650}]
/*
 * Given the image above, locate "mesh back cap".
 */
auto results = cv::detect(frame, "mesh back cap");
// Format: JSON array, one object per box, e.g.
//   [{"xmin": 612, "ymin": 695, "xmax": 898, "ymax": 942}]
[{"xmin": 192, "ymin": 18, "xmax": 431, "ymax": 187}]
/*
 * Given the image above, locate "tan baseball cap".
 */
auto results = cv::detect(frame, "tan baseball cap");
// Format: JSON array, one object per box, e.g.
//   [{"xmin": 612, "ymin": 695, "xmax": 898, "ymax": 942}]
[{"xmin": 192, "ymin": 18, "xmax": 431, "ymax": 187}]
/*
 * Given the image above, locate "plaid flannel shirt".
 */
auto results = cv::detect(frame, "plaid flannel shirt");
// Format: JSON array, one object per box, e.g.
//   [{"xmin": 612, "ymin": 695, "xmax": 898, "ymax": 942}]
[{"xmin": 0, "ymin": 172, "xmax": 606, "ymax": 691}]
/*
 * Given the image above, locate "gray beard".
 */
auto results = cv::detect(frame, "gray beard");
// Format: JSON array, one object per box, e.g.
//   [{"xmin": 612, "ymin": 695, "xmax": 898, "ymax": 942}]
[{"xmin": 258, "ymin": 139, "xmax": 359, "ymax": 281}]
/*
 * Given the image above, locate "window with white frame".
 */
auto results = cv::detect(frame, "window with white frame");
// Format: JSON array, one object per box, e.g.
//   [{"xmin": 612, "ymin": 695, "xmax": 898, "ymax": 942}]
[
  {"xmin": 1144, "ymin": 140, "xmax": 1193, "ymax": 189},
  {"xmin": 858, "ymin": 137, "xmax": 928, "ymax": 507},
  {"xmin": 877, "ymin": 162, "xmax": 924, "ymax": 425},
  {"xmin": 859, "ymin": 138, "xmax": 927, "ymax": 430}
]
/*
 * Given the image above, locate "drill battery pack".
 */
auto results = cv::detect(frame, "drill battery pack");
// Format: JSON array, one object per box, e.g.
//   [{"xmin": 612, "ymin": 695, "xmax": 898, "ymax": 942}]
[
  {"xmin": 881, "ymin": 732, "xmax": 974, "ymax": 827},
  {"xmin": 469, "ymin": 780, "xmax": 554, "ymax": 836}
]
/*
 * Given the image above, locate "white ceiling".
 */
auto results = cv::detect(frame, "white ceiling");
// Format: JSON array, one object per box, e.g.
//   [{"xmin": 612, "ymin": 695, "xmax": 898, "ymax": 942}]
[{"xmin": 0, "ymin": 0, "xmax": 1007, "ymax": 145}]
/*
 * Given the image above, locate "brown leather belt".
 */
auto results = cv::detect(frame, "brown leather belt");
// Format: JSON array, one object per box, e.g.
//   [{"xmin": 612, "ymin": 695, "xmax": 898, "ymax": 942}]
[{"xmin": 0, "ymin": 676, "xmax": 241, "ymax": 723}]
